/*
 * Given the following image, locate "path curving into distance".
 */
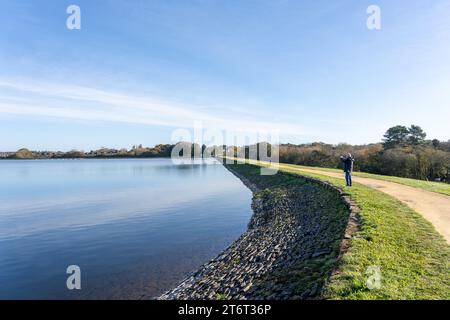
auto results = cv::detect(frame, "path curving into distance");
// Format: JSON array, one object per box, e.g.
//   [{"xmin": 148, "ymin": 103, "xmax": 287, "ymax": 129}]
[{"xmin": 286, "ymin": 166, "xmax": 450, "ymax": 243}]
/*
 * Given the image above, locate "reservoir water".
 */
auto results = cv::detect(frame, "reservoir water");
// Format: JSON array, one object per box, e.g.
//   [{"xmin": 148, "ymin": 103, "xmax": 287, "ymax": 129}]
[{"xmin": 0, "ymin": 158, "xmax": 253, "ymax": 299}]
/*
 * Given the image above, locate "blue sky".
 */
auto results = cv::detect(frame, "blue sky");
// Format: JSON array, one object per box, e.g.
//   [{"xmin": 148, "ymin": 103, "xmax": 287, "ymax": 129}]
[{"xmin": 1, "ymin": 0, "xmax": 449, "ymax": 151}]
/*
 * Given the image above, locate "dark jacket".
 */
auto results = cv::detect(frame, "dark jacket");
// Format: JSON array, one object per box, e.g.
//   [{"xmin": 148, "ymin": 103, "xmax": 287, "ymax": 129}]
[{"xmin": 343, "ymin": 157, "xmax": 354, "ymax": 172}]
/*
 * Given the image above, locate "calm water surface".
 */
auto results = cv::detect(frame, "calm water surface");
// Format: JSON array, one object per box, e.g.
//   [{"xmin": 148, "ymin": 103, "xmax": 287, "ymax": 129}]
[{"xmin": 0, "ymin": 158, "xmax": 252, "ymax": 299}]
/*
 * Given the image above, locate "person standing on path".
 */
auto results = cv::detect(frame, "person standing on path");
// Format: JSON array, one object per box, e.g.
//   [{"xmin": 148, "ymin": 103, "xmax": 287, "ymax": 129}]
[{"xmin": 340, "ymin": 153, "xmax": 354, "ymax": 187}]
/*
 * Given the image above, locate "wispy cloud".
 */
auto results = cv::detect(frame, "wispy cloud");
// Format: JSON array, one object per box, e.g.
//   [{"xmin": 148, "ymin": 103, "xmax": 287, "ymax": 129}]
[{"xmin": 0, "ymin": 79, "xmax": 304, "ymax": 136}]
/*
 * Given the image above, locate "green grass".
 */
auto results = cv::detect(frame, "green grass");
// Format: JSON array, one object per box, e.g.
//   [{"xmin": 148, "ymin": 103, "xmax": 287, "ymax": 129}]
[
  {"xmin": 216, "ymin": 293, "xmax": 227, "ymax": 300},
  {"xmin": 230, "ymin": 158, "xmax": 450, "ymax": 299},
  {"xmin": 278, "ymin": 162, "xmax": 450, "ymax": 197}
]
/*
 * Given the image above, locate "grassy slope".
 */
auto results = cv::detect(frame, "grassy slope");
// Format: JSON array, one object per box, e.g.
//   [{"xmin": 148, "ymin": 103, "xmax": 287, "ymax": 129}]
[
  {"xmin": 231, "ymin": 159, "xmax": 450, "ymax": 299},
  {"xmin": 277, "ymin": 163, "xmax": 450, "ymax": 196},
  {"xmin": 227, "ymin": 163, "xmax": 350, "ymax": 299}
]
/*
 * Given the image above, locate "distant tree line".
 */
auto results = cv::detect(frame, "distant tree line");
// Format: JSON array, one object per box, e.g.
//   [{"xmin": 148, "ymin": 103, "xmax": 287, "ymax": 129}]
[
  {"xmin": 4, "ymin": 143, "xmax": 215, "ymax": 160},
  {"xmin": 277, "ymin": 125, "xmax": 450, "ymax": 183},
  {"xmin": 4, "ymin": 125, "xmax": 449, "ymax": 183}
]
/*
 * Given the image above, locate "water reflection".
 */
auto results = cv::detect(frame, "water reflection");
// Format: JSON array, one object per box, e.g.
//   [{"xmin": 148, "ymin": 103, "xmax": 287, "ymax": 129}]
[{"xmin": 0, "ymin": 158, "xmax": 252, "ymax": 299}]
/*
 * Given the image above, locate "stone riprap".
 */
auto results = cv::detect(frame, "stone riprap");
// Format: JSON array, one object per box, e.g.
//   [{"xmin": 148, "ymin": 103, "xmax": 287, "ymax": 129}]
[{"xmin": 158, "ymin": 163, "xmax": 359, "ymax": 300}]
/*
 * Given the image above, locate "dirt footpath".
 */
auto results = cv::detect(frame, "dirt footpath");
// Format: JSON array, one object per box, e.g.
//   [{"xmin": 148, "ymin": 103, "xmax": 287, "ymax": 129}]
[{"xmin": 289, "ymin": 167, "xmax": 450, "ymax": 243}]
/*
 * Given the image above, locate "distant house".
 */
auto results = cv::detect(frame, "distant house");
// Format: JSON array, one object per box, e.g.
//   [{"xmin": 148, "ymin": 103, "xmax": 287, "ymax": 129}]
[{"xmin": 0, "ymin": 152, "xmax": 14, "ymax": 158}]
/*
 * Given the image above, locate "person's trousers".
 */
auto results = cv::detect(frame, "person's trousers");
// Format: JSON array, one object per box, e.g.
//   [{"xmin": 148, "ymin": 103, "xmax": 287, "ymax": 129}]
[{"xmin": 345, "ymin": 171, "xmax": 352, "ymax": 186}]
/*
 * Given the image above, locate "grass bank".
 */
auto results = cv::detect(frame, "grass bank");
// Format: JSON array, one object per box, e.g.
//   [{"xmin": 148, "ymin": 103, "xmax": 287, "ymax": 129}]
[
  {"xmin": 228, "ymin": 159, "xmax": 450, "ymax": 299},
  {"xmin": 279, "ymin": 163, "xmax": 450, "ymax": 196},
  {"xmin": 226, "ymin": 163, "xmax": 350, "ymax": 299}
]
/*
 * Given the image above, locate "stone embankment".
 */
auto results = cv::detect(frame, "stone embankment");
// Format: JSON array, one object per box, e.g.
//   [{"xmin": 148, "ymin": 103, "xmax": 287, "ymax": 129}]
[{"xmin": 159, "ymin": 164, "xmax": 360, "ymax": 300}]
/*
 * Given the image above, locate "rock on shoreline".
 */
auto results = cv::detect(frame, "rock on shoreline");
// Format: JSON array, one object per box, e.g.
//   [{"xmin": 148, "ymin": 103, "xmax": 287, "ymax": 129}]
[{"xmin": 158, "ymin": 163, "xmax": 358, "ymax": 300}]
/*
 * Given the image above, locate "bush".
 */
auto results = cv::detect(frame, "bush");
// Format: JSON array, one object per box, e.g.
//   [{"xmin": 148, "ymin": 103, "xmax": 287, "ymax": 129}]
[{"xmin": 13, "ymin": 148, "xmax": 33, "ymax": 159}]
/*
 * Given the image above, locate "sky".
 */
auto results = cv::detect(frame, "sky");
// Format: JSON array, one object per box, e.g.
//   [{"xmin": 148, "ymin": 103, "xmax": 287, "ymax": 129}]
[{"xmin": 0, "ymin": 0, "xmax": 449, "ymax": 151}]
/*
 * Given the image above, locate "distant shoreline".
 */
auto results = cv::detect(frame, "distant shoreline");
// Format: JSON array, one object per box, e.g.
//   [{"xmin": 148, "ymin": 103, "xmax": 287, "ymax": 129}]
[
  {"xmin": 0, "ymin": 156, "xmax": 174, "ymax": 160},
  {"xmin": 0, "ymin": 143, "xmax": 216, "ymax": 160}
]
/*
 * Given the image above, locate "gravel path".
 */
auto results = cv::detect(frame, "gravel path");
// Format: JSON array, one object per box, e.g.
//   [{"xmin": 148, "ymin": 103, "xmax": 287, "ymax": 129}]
[{"xmin": 288, "ymin": 166, "xmax": 450, "ymax": 243}]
